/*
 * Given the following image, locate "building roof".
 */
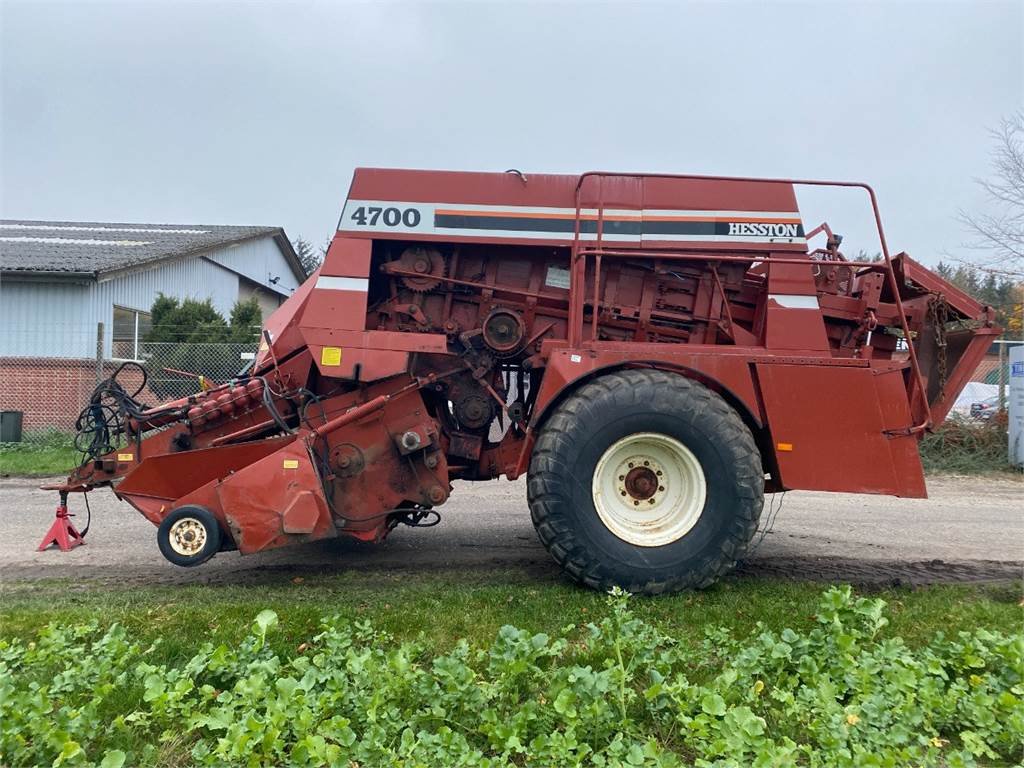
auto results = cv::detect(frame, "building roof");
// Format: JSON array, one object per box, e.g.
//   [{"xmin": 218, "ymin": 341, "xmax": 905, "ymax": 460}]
[{"xmin": 0, "ymin": 220, "xmax": 305, "ymax": 280}]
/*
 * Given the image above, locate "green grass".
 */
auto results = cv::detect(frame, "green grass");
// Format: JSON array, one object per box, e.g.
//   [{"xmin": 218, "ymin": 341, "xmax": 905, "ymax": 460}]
[
  {"xmin": 0, "ymin": 444, "xmax": 79, "ymax": 476},
  {"xmin": 0, "ymin": 431, "xmax": 80, "ymax": 477},
  {"xmin": 2, "ymin": 571, "xmax": 1020, "ymax": 665}
]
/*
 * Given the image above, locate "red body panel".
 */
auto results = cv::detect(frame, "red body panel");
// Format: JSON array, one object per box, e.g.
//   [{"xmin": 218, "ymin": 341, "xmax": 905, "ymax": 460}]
[
  {"xmin": 755, "ymin": 364, "xmax": 925, "ymax": 497},
  {"xmin": 216, "ymin": 441, "xmax": 336, "ymax": 553}
]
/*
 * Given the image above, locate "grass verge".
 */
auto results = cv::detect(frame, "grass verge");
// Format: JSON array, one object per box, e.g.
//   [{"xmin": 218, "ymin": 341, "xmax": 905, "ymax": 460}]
[{"xmin": 2, "ymin": 571, "xmax": 1020, "ymax": 664}]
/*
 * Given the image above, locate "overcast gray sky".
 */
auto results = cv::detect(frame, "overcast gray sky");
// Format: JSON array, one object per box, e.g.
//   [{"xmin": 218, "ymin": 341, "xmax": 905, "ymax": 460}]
[{"xmin": 2, "ymin": 0, "xmax": 1021, "ymax": 264}]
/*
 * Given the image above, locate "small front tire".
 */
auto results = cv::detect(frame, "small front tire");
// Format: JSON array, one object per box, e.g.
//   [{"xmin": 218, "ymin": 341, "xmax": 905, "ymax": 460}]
[{"xmin": 157, "ymin": 505, "xmax": 222, "ymax": 567}]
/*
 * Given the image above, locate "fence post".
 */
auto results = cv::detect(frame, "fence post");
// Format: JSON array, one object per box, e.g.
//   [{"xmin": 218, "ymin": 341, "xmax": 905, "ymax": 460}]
[
  {"xmin": 998, "ymin": 341, "xmax": 1006, "ymax": 412},
  {"xmin": 95, "ymin": 322, "xmax": 105, "ymax": 384}
]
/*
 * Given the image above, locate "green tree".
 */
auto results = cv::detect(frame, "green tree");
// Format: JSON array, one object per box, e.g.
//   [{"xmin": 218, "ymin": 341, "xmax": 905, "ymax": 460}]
[
  {"xmin": 147, "ymin": 296, "xmax": 228, "ymax": 344},
  {"xmin": 228, "ymin": 297, "xmax": 263, "ymax": 344},
  {"xmin": 935, "ymin": 261, "xmax": 1022, "ymax": 334},
  {"xmin": 292, "ymin": 236, "xmax": 324, "ymax": 277}
]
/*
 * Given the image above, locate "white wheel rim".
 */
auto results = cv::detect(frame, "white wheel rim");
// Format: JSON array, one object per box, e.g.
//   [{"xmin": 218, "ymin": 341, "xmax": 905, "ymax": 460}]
[
  {"xmin": 168, "ymin": 517, "xmax": 207, "ymax": 557},
  {"xmin": 592, "ymin": 432, "xmax": 707, "ymax": 547}
]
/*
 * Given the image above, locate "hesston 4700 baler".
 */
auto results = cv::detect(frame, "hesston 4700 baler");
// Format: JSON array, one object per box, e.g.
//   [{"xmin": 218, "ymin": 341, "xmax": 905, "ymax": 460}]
[{"xmin": 47, "ymin": 169, "xmax": 998, "ymax": 593}]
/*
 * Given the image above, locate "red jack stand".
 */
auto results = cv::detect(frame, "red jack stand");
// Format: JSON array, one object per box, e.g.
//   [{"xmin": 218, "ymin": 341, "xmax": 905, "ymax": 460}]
[{"xmin": 37, "ymin": 492, "xmax": 85, "ymax": 552}]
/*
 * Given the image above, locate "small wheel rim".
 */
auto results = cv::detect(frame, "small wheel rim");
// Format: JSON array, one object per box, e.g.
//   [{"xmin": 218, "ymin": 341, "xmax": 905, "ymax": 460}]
[
  {"xmin": 168, "ymin": 517, "xmax": 208, "ymax": 557},
  {"xmin": 592, "ymin": 432, "xmax": 707, "ymax": 547}
]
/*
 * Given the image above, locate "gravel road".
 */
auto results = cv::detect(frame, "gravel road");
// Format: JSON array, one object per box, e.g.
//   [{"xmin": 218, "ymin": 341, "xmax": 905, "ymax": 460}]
[{"xmin": 1, "ymin": 475, "xmax": 1021, "ymax": 588}]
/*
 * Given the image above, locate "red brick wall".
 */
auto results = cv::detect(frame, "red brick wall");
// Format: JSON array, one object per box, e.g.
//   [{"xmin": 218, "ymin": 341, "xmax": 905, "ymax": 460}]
[{"xmin": 0, "ymin": 357, "xmax": 154, "ymax": 436}]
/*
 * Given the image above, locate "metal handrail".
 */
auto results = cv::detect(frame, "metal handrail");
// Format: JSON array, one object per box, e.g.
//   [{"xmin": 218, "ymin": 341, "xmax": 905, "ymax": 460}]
[{"xmin": 570, "ymin": 171, "xmax": 932, "ymax": 432}]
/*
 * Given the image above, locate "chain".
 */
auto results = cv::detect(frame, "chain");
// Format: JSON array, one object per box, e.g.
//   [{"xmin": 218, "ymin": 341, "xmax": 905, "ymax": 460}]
[{"xmin": 927, "ymin": 294, "xmax": 949, "ymax": 401}]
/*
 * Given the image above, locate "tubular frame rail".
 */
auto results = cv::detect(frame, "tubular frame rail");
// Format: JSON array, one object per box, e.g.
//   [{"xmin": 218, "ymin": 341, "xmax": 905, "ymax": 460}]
[{"xmin": 568, "ymin": 171, "xmax": 932, "ymax": 433}]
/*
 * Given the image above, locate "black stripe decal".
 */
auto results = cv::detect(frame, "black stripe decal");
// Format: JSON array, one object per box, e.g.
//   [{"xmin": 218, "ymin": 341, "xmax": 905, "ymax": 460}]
[
  {"xmin": 433, "ymin": 214, "xmax": 803, "ymax": 238},
  {"xmin": 434, "ymin": 215, "xmax": 643, "ymax": 234}
]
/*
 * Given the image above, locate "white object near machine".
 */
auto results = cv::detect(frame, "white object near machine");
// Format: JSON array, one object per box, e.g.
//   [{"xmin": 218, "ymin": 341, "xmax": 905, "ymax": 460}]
[{"xmin": 1009, "ymin": 345, "xmax": 1024, "ymax": 467}]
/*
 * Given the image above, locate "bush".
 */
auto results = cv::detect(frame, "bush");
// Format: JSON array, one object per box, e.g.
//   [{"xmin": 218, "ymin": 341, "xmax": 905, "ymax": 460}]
[
  {"xmin": 1, "ymin": 587, "xmax": 1021, "ymax": 767},
  {"xmin": 920, "ymin": 414, "xmax": 1015, "ymax": 474}
]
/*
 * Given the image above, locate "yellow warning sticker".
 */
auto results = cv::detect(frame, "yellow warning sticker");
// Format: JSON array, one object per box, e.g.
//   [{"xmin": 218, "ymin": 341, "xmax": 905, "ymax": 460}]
[
  {"xmin": 117, "ymin": 453, "xmax": 134, "ymax": 462},
  {"xmin": 776, "ymin": 442, "xmax": 794, "ymax": 452},
  {"xmin": 321, "ymin": 346, "xmax": 342, "ymax": 366},
  {"xmin": 283, "ymin": 459, "xmax": 300, "ymax": 469}
]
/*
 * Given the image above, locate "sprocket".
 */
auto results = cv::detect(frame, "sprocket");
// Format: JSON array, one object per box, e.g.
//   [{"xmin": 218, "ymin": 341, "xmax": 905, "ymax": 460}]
[{"xmin": 397, "ymin": 246, "xmax": 446, "ymax": 292}]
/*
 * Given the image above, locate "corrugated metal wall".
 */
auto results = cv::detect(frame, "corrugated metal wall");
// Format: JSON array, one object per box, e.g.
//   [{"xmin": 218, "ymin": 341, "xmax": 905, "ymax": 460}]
[
  {"xmin": 205, "ymin": 237, "xmax": 301, "ymax": 296},
  {"xmin": 0, "ymin": 279, "xmax": 97, "ymax": 358},
  {"xmin": 96, "ymin": 252, "xmax": 240, "ymax": 320},
  {"xmin": 1, "ymin": 235, "xmax": 300, "ymax": 359}
]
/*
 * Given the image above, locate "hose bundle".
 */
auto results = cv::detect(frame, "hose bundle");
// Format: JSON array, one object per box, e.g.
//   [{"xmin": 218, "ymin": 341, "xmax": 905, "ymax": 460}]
[{"xmin": 73, "ymin": 362, "xmax": 186, "ymax": 461}]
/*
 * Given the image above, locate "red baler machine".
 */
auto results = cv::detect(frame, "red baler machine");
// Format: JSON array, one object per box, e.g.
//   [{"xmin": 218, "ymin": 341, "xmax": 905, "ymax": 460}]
[{"xmin": 50, "ymin": 169, "xmax": 998, "ymax": 593}]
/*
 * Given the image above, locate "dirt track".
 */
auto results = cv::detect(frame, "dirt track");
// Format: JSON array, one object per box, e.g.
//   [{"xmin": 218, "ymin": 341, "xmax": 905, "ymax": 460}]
[{"xmin": 1, "ymin": 475, "xmax": 1021, "ymax": 588}]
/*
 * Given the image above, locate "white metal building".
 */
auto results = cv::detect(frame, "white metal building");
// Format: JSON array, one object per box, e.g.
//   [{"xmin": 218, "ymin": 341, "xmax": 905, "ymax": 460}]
[{"xmin": 0, "ymin": 220, "xmax": 306, "ymax": 358}]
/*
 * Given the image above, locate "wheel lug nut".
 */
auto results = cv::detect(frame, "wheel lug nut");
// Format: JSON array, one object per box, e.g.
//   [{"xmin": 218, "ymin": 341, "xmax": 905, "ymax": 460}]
[
  {"xmin": 656, "ymin": 470, "xmax": 662, "ymax": 476},
  {"xmin": 648, "ymin": 498, "xmax": 656, "ymax": 504},
  {"xmin": 643, "ymin": 461, "xmax": 649, "ymax": 466},
  {"xmin": 620, "ymin": 491, "xmax": 626, "ymax": 496},
  {"xmin": 618, "ymin": 475, "xmax": 625, "ymax": 481},
  {"xmin": 628, "ymin": 462, "xmax": 634, "ymax": 468},
  {"xmin": 633, "ymin": 500, "xmax": 639, "ymax": 506},
  {"xmin": 658, "ymin": 485, "xmax": 665, "ymax": 492}
]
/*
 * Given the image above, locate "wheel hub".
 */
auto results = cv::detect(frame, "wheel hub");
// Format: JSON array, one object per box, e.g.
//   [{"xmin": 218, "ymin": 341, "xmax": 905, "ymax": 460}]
[
  {"xmin": 168, "ymin": 517, "xmax": 207, "ymax": 557},
  {"xmin": 623, "ymin": 465, "xmax": 659, "ymax": 500},
  {"xmin": 592, "ymin": 432, "xmax": 707, "ymax": 547}
]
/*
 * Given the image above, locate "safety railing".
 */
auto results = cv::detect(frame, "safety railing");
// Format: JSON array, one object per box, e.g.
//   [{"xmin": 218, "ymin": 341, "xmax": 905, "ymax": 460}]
[{"xmin": 568, "ymin": 171, "xmax": 932, "ymax": 432}]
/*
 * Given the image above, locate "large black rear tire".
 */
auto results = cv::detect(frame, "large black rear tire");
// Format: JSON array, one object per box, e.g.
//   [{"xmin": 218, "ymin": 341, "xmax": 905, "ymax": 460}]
[{"xmin": 527, "ymin": 369, "xmax": 763, "ymax": 594}]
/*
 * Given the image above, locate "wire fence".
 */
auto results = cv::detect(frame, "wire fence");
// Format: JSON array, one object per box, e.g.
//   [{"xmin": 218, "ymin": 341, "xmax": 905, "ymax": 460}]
[
  {"xmin": 0, "ymin": 322, "xmax": 1019, "ymax": 448},
  {"xmin": 1, "ymin": 323, "xmax": 256, "ymax": 446}
]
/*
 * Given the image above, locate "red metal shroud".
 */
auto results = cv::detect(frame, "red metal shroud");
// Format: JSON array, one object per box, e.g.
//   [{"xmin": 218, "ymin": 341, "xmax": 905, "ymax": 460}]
[{"xmin": 54, "ymin": 168, "xmax": 998, "ymax": 561}]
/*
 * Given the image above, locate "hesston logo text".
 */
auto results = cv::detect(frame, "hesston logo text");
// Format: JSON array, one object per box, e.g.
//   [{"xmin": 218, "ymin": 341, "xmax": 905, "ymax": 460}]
[{"xmin": 727, "ymin": 222, "xmax": 800, "ymax": 238}]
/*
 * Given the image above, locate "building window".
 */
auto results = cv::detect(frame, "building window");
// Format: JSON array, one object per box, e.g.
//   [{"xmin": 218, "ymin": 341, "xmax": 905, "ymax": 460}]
[{"xmin": 112, "ymin": 305, "xmax": 152, "ymax": 361}]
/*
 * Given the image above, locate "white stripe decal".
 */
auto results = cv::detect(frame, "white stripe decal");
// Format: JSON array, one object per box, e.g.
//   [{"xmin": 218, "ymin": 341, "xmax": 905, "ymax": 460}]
[
  {"xmin": 316, "ymin": 275, "xmax": 368, "ymax": 291},
  {"xmin": 769, "ymin": 293, "xmax": 820, "ymax": 309},
  {"xmin": 339, "ymin": 200, "xmax": 802, "ymax": 219},
  {"xmin": 639, "ymin": 234, "xmax": 807, "ymax": 244},
  {"xmin": 337, "ymin": 199, "xmax": 805, "ymax": 245}
]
